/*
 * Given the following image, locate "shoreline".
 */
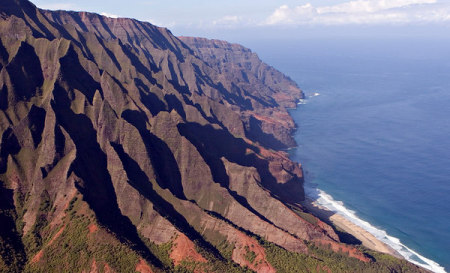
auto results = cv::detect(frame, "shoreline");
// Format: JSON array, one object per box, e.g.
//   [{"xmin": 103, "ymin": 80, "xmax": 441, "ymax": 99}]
[
  {"xmin": 301, "ymin": 197, "xmax": 401, "ymax": 258},
  {"xmin": 288, "ymin": 97, "xmax": 445, "ymax": 273},
  {"xmin": 289, "ymin": 98, "xmax": 399, "ymax": 257},
  {"xmin": 299, "ymin": 191, "xmax": 445, "ymax": 273}
]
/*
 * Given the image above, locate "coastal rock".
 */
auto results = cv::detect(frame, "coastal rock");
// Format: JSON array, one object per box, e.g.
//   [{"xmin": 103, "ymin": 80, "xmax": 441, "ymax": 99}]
[
  {"xmin": 0, "ymin": 1, "xmax": 427, "ymax": 272},
  {"xmin": 179, "ymin": 36, "xmax": 303, "ymax": 150}
]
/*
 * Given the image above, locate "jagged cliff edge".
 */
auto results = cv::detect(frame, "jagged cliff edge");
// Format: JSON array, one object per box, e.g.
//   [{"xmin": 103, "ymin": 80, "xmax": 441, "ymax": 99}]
[{"xmin": 0, "ymin": 1, "xmax": 427, "ymax": 272}]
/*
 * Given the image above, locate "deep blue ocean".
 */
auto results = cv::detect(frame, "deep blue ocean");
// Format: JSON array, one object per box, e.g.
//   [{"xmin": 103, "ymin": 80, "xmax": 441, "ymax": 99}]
[{"xmin": 245, "ymin": 37, "xmax": 450, "ymax": 272}]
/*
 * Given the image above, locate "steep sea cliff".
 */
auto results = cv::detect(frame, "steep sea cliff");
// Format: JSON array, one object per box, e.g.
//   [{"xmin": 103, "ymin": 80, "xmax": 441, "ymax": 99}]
[
  {"xmin": 0, "ymin": 1, "xmax": 433, "ymax": 272},
  {"xmin": 246, "ymin": 38, "xmax": 450, "ymax": 273}
]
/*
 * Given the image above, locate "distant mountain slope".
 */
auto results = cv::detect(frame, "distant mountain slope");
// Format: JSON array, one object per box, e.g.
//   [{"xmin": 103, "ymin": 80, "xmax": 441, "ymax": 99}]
[{"xmin": 0, "ymin": 0, "xmax": 425, "ymax": 272}]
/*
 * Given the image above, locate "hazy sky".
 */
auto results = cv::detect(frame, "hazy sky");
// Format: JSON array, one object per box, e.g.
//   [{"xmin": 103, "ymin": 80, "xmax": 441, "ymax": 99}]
[{"xmin": 30, "ymin": 0, "xmax": 450, "ymax": 41}]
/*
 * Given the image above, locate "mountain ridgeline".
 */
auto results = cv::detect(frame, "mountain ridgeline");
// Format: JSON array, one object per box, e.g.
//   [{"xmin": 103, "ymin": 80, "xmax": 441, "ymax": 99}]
[{"xmin": 0, "ymin": 0, "xmax": 426, "ymax": 272}]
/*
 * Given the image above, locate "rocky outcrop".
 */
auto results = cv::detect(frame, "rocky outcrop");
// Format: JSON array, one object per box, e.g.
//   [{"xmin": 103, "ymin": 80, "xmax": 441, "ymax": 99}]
[
  {"xmin": 179, "ymin": 36, "xmax": 303, "ymax": 150},
  {"xmin": 0, "ymin": 1, "xmax": 426, "ymax": 272}
]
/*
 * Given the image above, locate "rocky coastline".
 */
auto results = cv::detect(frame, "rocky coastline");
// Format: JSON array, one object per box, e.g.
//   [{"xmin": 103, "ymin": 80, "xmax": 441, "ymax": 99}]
[{"xmin": 0, "ymin": 1, "xmax": 428, "ymax": 272}]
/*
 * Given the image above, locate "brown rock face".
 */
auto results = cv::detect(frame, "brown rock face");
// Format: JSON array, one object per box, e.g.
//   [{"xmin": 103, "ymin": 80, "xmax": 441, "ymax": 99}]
[
  {"xmin": 179, "ymin": 36, "xmax": 303, "ymax": 150},
  {"xmin": 0, "ymin": 1, "xmax": 426, "ymax": 273}
]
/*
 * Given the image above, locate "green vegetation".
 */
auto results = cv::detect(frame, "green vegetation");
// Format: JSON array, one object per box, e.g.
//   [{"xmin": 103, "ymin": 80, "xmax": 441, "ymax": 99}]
[
  {"xmin": 141, "ymin": 236, "xmax": 173, "ymax": 269},
  {"xmin": 94, "ymin": 243, "xmax": 140, "ymax": 273},
  {"xmin": 65, "ymin": 196, "xmax": 78, "ymax": 213},
  {"xmin": 215, "ymin": 239, "xmax": 234, "ymax": 260},
  {"xmin": 193, "ymin": 240, "xmax": 254, "ymax": 273},
  {"xmin": 261, "ymin": 240, "xmax": 319, "ymax": 273},
  {"xmin": 289, "ymin": 205, "xmax": 318, "ymax": 225},
  {"xmin": 142, "ymin": 235, "xmax": 253, "ymax": 273},
  {"xmin": 22, "ymin": 196, "xmax": 142, "ymax": 273},
  {"xmin": 0, "ymin": 5, "xmax": 428, "ymax": 273},
  {"xmin": 0, "ymin": 182, "xmax": 423, "ymax": 273},
  {"xmin": 0, "ymin": 197, "xmax": 26, "ymax": 273},
  {"xmin": 261, "ymin": 239, "xmax": 423, "ymax": 273},
  {"xmin": 244, "ymin": 246, "xmax": 256, "ymax": 263},
  {"xmin": 24, "ymin": 215, "xmax": 91, "ymax": 273},
  {"xmin": 23, "ymin": 190, "xmax": 53, "ymax": 255}
]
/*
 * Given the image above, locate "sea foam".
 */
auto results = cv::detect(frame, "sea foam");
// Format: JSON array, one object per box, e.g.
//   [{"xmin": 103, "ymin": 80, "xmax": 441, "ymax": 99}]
[{"xmin": 304, "ymin": 184, "xmax": 447, "ymax": 273}]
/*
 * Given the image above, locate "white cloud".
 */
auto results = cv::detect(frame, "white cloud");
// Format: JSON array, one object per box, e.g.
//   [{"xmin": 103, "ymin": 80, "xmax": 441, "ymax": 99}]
[
  {"xmin": 265, "ymin": 0, "xmax": 450, "ymax": 25},
  {"xmin": 100, "ymin": 12, "xmax": 120, "ymax": 18},
  {"xmin": 266, "ymin": 4, "xmax": 317, "ymax": 25}
]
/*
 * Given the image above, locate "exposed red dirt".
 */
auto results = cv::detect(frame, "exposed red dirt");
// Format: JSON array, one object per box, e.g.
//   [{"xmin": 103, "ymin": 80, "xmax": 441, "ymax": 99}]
[
  {"xmin": 103, "ymin": 263, "xmax": 114, "ymax": 273},
  {"xmin": 89, "ymin": 260, "xmax": 98, "ymax": 273},
  {"xmin": 316, "ymin": 264, "xmax": 332, "ymax": 273},
  {"xmin": 30, "ymin": 225, "xmax": 65, "ymax": 264},
  {"xmin": 88, "ymin": 223, "xmax": 99, "ymax": 234},
  {"xmin": 231, "ymin": 232, "xmax": 276, "ymax": 273},
  {"xmin": 315, "ymin": 238, "xmax": 370, "ymax": 262},
  {"xmin": 169, "ymin": 233, "xmax": 207, "ymax": 266},
  {"xmin": 136, "ymin": 259, "xmax": 154, "ymax": 273},
  {"xmin": 30, "ymin": 250, "xmax": 44, "ymax": 264},
  {"xmin": 252, "ymin": 113, "xmax": 292, "ymax": 128},
  {"xmin": 87, "ymin": 260, "xmax": 114, "ymax": 273},
  {"xmin": 48, "ymin": 226, "xmax": 65, "ymax": 246}
]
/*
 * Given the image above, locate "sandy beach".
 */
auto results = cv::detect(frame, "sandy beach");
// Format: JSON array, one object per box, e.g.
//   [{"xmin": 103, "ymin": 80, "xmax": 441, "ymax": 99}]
[{"xmin": 301, "ymin": 197, "xmax": 401, "ymax": 258}]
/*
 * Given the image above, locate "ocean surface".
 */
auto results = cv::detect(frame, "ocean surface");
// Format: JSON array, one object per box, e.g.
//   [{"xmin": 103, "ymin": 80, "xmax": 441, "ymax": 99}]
[{"xmin": 245, "ymin": 37, "xmax": 450, "ymax": 272}]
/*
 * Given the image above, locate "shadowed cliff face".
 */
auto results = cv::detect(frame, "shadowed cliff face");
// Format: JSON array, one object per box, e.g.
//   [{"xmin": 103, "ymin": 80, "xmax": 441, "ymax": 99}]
[
  {"xmin": 179, "ymin": 36, "xmax": 304, "ymax": 150},
  {"xmin": 0, "ymin": 1, "xmax": 427, "ymax": 273}
]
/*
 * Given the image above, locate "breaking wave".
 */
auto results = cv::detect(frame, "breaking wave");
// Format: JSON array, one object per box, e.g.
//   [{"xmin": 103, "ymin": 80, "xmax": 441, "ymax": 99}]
[{"xmin": 304, "ymin": 184, "xmax": 447, "ymax": 273}]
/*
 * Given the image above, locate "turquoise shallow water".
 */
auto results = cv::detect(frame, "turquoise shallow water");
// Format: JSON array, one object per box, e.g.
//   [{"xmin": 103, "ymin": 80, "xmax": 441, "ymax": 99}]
[{"xmin": 245, "ymin": 38, "xmax": 450, "ymax": 272}]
